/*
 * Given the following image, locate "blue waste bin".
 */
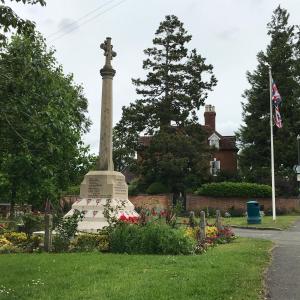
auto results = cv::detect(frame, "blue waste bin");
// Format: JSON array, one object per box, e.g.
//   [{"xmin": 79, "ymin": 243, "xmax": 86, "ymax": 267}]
[{"xmin": 247, "ymin": 200, "xmax": 261, "ymax": 224}]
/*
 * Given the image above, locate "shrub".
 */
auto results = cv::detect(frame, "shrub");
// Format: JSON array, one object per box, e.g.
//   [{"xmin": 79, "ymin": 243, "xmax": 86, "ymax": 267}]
[
  {"xmin": 22, "ymin": 213, "xmax": 44, "ymax": 235},
  {"xmin": 0, "ymin": 244, "xmax": 21, "ymax": 254},
  {"xmin": 109, "ymin": 223, "xmax": 195, "ymax": 255},
  {"xmin": 128, "ymin": 181, "xmax": 139, "ymax": 196},
  {"xmin": 52, "ymin": 235, "xmax": 69, "ymax": 253},
  {"xmin": 146, "ymin": 182, "xmax": 170, "ymax": 195},
  {"xmin": 70, "ymin": 233, "xmax": 109, "ymax": 252},
  {"xmin": 52, "ymin": 210, "xmax": 84, "ymax": 252},
  {"xmin": 228, "ymin": 206, "xmax": 245, "ymax": 217},
  {"xmin": 0, "ymin": 236, "xmax": 12, "ymax": 247},
  {"xmin": 4, "ymin": 232, "xmax": 27, "ymax": 245},
  {"xmin": 196, "ymin": 182, "xmax": 272, "ymax": 198},
  {"xmin": 0, "ymin": 232, "xmax": 42, "ymax": 252}
]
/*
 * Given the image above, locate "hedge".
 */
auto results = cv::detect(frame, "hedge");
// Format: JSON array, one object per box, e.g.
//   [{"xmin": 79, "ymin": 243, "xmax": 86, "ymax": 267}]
[
  {"xmin": 196, "ymin": 182, "xmax": 272, "ymax": 198},
  {"xmin": 109, "ymin": 223, "xmax": 195, "ymax": 255},
  {"xmin": 146, "ymin": 182, "xmax": 170, "ymax": 195}
]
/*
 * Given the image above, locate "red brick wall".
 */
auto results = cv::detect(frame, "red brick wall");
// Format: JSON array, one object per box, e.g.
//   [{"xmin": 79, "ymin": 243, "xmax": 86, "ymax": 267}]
[
  {"xmin": 214, "ymin": 150, "xmax": 237, "ymax": 173},
  {"xmin": 129, "ymin": 194, "xmax": 173, "ymax": 210},
  {"xmin": 186, "ymin": 194, "xmax": 300, "ymax": 212}
]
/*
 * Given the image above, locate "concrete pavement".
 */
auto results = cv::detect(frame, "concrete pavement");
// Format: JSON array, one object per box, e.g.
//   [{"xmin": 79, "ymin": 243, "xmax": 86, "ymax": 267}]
[{"xmin": 234, "ymin": 221, "xmax": 300, "ymax": 300}]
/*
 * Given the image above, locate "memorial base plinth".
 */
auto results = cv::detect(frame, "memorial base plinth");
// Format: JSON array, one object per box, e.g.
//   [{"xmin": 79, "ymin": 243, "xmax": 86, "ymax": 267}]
[{"xmin": 65, "ymin": 170, "xmax": 138, "ymax": 232}]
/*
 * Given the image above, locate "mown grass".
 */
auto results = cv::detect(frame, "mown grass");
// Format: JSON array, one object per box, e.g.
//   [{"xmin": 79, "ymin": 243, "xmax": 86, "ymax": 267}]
[
  {"xmin": 179, "ymin": 215, "xmax": 300, "ymax": 230},
  {"xmin": 219, "ymin": 215, "xmax": 300, "ymax": 229},
  {"xmin": 0, "ymin": 238, "xmax": 272, "ymax": 300}
]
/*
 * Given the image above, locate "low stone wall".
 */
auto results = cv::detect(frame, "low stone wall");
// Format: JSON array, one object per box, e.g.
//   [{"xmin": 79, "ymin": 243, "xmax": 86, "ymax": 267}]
[
  {"xmin": 186, "ymin": 194, "xmax": 300, "ymax": 213},
  {"xmin": 129, "ymin": 194, "xmax": 173, "ymax": 210}
]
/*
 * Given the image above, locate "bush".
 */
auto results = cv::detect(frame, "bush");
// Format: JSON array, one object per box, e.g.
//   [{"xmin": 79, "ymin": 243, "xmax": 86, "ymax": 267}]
[
  {"xmin": 109, "ymin": 223, "xmax": 195, "ymax": 255},
  {"xmin": 4, "ymin": 232, "xmax": 27, "ymax": 245},
  {"xmin": 70, "ymin": 233, "xmax": 109, "ymax": 252},
  {"xmin": 52, "ymin": 210, "xmax": 84, "ymax": 252},
  {"xmin": 52, "ymin": 235, "xmax": 70, "ymax": 252},
  {"xmin": 22, "ymin": 213, "xmax": 44, "ymax": 235},
  {"xmin": 146, "ymin": 182, "xmax": 170, "ymax": 195},
  {"xmin": 0, "ymin": 232, "xmax": 42, "ymax": 252},
  {"xmin": 0, "ymin": 244, "xmax": 21, "ymax": 254},
  {"xmin": 228, "ymin": 206, "xmax": 245, "ymax": 217},
  {"xmin": 196, "ymin": 182, "xmax": 272, "ymax": 198},
  {"xmin": 128, "ymin": 181, "xmax": 139, "ymax": 196}
]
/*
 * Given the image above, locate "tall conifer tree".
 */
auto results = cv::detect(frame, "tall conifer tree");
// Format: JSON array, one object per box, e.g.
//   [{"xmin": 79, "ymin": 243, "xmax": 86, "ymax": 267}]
[
  {"xmin": 237, "ymin": 6, "xmax": 300, "ymax": 191},
  {"xmin": 113, "ymin": 15, "xmax": 216, "ymax": 180}
]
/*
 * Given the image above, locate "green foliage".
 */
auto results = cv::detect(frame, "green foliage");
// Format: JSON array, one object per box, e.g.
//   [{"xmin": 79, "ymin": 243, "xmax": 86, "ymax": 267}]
[
  {"xmin": 227, "ymin": 206, "xmax": 245, "ymax": 217},
  {"xmin": 70, "ymin": 233, "xmax": 109, "ymax": 252},
  {"xmin": 0, "ymin": 0, "xmax": 46, "ymax": 48},
  {"xmin": 22, "ymin": 213, "xmax": 43, "ymax": 235},
  {"xmin": 0, "ymin": 231, "xmax": 41, "ymax": 252},
  {"xmin": 128, "ymin": 179, "xmax": 141, "ymax": 196},
  {"xmin": 109, "ymin": 223, "xmax": 196, "ymax": 255},
  {"xmin": 146, "ymin": 182, "xmax": 169, "ymax": 194},
  {"xmin": 196, "ymin": 182, "xmax": 272, "ymax": 198},
  {"xmin": 113, "ymin": 15, "xmax": 216, "ymax": 185},
  {"xmin": 0, "ymin": 32, "xmax": 91, "ymax": 208},
  {"xmin": 139, "ymin": 127, "xmax": 210, "ymax": 194},
  {"xmin": 52, "ymin": 210, "xmax": 84, "ymax": 252},
  {"xmin": 237, "ymin": 6, "xmax": 300, "ymax": 191}
]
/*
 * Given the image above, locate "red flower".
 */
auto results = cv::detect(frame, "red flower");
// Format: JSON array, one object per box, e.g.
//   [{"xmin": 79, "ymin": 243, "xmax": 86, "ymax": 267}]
[{"xmin": 119, "ymin": 214, "xmax": 128, "ymax": 221}]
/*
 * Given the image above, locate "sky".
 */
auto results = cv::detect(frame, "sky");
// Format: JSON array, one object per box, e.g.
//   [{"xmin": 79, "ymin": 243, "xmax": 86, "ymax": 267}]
[{"xmin": 9, "ymin": 0, "xmax": 300, "ymax": 154}]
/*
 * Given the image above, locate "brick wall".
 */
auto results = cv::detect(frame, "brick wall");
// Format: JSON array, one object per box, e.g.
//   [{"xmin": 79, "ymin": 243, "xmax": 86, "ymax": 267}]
[
  {"xmin": 186, "ymin": 194, "xmax": 300, "ymax": 212},
  {"xmin": 214, "ymin": 150, "xmax": 237, "ymax": 173},
  {"xmin": 129, "ymin": 194, "xmax": 173, "ymax": 210}
]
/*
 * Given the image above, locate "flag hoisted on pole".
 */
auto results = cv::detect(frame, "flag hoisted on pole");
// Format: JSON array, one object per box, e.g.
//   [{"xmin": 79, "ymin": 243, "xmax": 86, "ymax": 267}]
[{"xmin": 268, "ymin": 66, "xmax": 283, "ymax": 221}]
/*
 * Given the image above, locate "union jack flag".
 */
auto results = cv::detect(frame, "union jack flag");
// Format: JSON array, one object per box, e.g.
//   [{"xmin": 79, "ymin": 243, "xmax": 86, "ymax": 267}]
[{"xmin": 272, "ymin": 81, "xmax": 283, "ymax": 128}]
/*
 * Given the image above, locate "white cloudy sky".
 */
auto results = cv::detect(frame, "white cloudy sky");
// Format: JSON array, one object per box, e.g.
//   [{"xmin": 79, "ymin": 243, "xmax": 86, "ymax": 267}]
[{"xmin": 9, "ymin": 0, "xmax": 300, "ymax": 154}]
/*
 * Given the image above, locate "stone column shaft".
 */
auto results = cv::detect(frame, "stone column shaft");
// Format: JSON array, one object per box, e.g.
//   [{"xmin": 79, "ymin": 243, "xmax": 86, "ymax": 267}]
[{"xmin": 98, "ymin": 70, "xmax": 115, "ymax": 171}]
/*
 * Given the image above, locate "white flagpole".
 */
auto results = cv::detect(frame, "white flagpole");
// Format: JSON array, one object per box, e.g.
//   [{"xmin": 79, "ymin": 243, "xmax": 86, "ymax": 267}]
[{"xmin": 269, "ymin": 66, "xmax": 276, "ymax": 221}]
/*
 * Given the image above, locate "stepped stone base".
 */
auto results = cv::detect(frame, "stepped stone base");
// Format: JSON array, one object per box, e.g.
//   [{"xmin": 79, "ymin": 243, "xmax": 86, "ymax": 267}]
[{"xmin": 65, "ymin": 170, "xmax": 138, "ymax": 232}]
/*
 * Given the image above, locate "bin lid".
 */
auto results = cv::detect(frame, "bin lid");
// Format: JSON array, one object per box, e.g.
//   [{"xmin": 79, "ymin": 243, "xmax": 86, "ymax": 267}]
[{"xmin": 247, "ymin": 200, "xmax": 258, "ymax": 204}]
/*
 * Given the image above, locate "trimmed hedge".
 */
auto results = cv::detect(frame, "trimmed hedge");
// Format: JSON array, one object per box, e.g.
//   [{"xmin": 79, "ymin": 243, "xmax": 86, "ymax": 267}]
[
  {"xmin": 109, "ymin": 223, "xmax": 195, "ymax": 255},
  {"xmin": 146, "ymin": 182, "xmax": 170, "ymax": 194},
  {"xmin": 196, "ymin": 182, "xmax": 272, "ymax": 198}
]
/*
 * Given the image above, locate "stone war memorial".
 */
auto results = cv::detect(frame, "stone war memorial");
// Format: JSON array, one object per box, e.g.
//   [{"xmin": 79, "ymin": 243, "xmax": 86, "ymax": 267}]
[{"xmin": 65, "ymin": 37, "xmax": 138, "ymax": 232}]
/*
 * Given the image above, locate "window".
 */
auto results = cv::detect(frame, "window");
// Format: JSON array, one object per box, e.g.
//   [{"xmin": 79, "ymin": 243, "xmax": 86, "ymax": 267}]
[
  {"xmin": 210, "ymin": 159, "xmax": 220, "ymax": 176},
  {"xmin": 208, "ymin": 133, "xmax": 220, "ymax": 149}
]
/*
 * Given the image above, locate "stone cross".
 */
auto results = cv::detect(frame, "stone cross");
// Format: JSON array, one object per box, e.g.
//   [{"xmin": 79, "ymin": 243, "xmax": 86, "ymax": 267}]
[
  {"xmin": 100, "ymin": 37, "xmax": 117, "ymax": 68},
  {"xmin": 98, "ymin": 37, "xmax": 117, "ymax": 171}
]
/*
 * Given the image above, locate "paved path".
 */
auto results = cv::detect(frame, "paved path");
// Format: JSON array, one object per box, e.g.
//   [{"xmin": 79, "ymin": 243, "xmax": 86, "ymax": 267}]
[{"xmin": 234, "ymin": 222, "xmax": 300, "ymax": 300}]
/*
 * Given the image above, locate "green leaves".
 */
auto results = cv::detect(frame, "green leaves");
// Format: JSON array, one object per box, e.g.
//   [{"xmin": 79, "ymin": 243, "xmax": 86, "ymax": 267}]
[
  {"xmin": 0, "ymin": 0, "xmax": 46, "ymax": 47},
  {"xmin": 237, "ymin": 6, "xmax": 300, "ymax": 193},
  {"xmin": 113, "ymin": 15, "xmax": 216, "ymax": 186},
  {"xmin": 0, "ymin": 32, "xmax": 91, "ymax": 208}
]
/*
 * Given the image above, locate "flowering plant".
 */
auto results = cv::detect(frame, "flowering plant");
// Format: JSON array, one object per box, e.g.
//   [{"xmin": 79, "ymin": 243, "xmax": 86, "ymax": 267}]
[{"xmin": 118, "ymin": 214, "xmax": 139, "ymax": 224}]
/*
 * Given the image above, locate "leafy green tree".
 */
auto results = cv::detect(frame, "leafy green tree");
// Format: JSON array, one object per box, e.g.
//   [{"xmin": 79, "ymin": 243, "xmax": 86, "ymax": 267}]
[
  {"xmin": 138, "ymin": 125, "xmax": 210, "ymax": 194},
  {"xmin": 0, "ymin": 0, "xmax": 46, "ymax": 47},
  {"xmin": 0, "ymin": 32, "xmax": 91, "ymax": 210},
  {"xmin": 237, "ymin": 6, "xmax": 300, "ymax": 190},
  {"xmin": 113, "ymin": 15, "xmax": 216, "ymax": 182}
]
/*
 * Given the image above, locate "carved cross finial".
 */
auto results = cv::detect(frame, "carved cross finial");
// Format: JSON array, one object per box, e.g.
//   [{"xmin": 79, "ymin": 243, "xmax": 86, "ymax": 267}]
[{"xmin": 100, "ymin": 37, "xmax": 117, "ymax": 67}]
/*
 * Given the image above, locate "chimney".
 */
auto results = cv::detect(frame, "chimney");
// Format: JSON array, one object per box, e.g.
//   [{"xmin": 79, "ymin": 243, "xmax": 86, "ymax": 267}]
[{"xmin": 204, "ymin": 105, "xmax": 216, "ymax": 131}]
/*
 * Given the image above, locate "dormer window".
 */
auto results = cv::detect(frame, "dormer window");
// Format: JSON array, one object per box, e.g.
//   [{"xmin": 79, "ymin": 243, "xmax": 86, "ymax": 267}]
[{"xmin": 208, "ymin": 133, "xmax": 220, "ymax": 149}]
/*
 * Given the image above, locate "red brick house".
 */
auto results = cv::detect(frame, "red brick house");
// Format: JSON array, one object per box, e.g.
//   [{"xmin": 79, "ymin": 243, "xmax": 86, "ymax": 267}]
[
  {"xmin": 203, "ymin": 105, "xmax": 238, "ymax": 175},
  {"xmin": 123, "ymin": 104, "xmax": 238, "ymax": 182}
]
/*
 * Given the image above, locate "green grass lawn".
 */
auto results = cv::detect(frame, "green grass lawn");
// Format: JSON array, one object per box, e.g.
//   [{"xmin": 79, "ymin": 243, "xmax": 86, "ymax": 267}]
[
  {"xmin": 179, "ymin": 215, "xmax": 300, "ymax": 230},
  {"xmin": 0, "ymin": 238, "xmax": 272, "ymax": 300},
  {"xmin": 219, "ymin": 215, "xmax": 300, "ymax": 230}
]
